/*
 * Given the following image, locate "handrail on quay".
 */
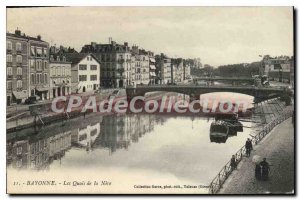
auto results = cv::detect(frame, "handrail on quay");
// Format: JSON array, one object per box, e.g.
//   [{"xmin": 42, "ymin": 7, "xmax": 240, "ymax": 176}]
[{"xmin": 208, "ymin": 108, "xmax": 293, "ymax": 194}]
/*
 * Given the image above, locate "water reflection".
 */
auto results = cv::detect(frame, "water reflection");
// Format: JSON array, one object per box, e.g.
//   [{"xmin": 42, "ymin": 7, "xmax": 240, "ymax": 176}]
[
  {"xmin": 7, "ymin": 114, "xmax": 168, "ymax": 170},
  {"xmin": 7, "ymin": 114, "xmax": 255, "ymax": 187},
  {"xmin": 95, "ymin": 115, "xmax": 160, "ymax": 154},
  {"xmin": 7, "ymin": 130, "xmax": 71, "ymax": 170}
]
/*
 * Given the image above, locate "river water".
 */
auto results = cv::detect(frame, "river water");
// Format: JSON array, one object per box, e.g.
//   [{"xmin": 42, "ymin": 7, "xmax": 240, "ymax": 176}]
[{"xmin": 7, "ymin": 92, "xmax": 256, "ymax": 194}]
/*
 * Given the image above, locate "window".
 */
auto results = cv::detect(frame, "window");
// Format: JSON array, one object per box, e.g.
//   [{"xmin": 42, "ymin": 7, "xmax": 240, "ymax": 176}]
[
  {"xmin": 90, "ymin": 65, "xmax": 97, "ymax": 70},
  {"xmin": 31, "ymin": 73, "xmax": 35, "ymax": 84},
  {"xmin": 40, "ymin": 74, "xmax": 44, "ymax": 83},
  {"xmin": 31, "ymin": 46, "xmax": 35, "ymax": 56},
  {"xmin": 17, "ymin": 55, "xmax": 22, "ymax": 63},
  {"xmin": 16, "ymin": 43, "xmax": 22, "ymax": 51},
  {"xmin": 79, "ymin": 75, "xmax": 87, "ymax": 81},
  {"xmin": 44, "ymin": 61, "xmax": 48, "ymax": 69},
  {"xmin": 274, "ymin": 64, "xmax": 282, "ymax": 70},
  {"xmin": 87, "ymin": 56, "xmax": 89, "ymax": 61},
  {"xmin": 17, "ymin": 146, "xmax": 22, "ymax": 154},
  {"xmin": 62, "ymin": 67, "xmax": 65, "ymax": 76},
  {"xmin": 58, "ymin": 67, "xmax": 61, "ymax": 76},
  {"xmin": 7, "ymin": 81, "xmax": 12, "ymax": 90},
  {"xmin": 44, "ymin": 73, "xmax": 48, "ymax": 84},
  {"xmin": 7, "ymin": 55, "xmax": 12, "ymax": 62},
  {"xmin": 30, "ymin": 60, "xmax": 35, "ymax": 68},
  {"xmin": 36, "ymin": 61, "xmax": 40, "ymax": 70},
  {"xmin": 43, "ymin": 48, "xmax": 47, "ymax": 57},
  {"xmin": 79, "ymin": 64, "xmax": 87, "ymax": 70},
  {"xmin": 36, "ymin": 74, "xmax": 40, "ymax": 84},
  {"xmin": 90, "ymin": 56, "xmax": 93, "ymax": 61},
  {"xmin": 7, "ymin": 67, "xmax": 12, "ymax": 75},
  {"xmin": 90, "ymin": 75, "xmax": 97, "ymax": 81},
  {"xmin": 17, "ymin": 80, "xmax": 22, "ymax": 89},
  {"xmin": 17, "ymin": 67, "xmax": 22, "ymax": 75},
  {"xmin": 36, "ymin": 47, "xmax": 42, "ymax": 57},
  {"xmin": 7, "ymin": 41, "xmax": 12, "ymax": 50}
]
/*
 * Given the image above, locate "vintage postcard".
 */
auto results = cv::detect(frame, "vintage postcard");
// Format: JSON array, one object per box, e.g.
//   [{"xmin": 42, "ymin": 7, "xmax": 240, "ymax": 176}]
[{"xmin": 6, "ymin": 6, "xmax": 294, "ymax": 194}]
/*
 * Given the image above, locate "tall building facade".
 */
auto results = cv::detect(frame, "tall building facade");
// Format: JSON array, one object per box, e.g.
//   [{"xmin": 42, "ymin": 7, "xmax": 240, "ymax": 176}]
[
  {"xmin": 155, "ymin": 53, "xmax": 171, "ymax": 84},
  {"xmin": 6, "ymin": 30, "xmax": 29, "ymax": 105},
  {"xmin": 49, "ymin": 53, "xmax": 72, "ymax": 99},
  {"xmin": 81, "ymin": 40, "xmax": 132, "ymax": 88},
  {"xmin": 28, "ymin": 35, "xmax": 50, "ymax": 100},
  {"xmin": 66, "ymin": 53, "xmax": 101, "ymax": 93},
  {"xmin": 131, "ymin": 46, "xmax": 151, "ymax": 85},
  {"xmin": 172, "ymin": 58, "xmax": 184, "ymax": 83},
  {"xmin": 149, "ymin": 52, "xmax": 156, "ymax": 85},
  {"xmin": 263, "ymin": 56, "xmax": 292, "ymax": 83}
]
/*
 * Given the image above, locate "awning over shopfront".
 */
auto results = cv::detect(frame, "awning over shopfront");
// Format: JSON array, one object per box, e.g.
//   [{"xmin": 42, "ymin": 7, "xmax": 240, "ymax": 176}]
[
  {"xmin": 12, "ymin": 91, "xmax": 27, "ymax": 100},
  {"xmin": 150, "ymin": 58, "xmax": 155, "ymax": 62},
  {"xmin": 149, "ymin": 65, "xmax": 156, "ymax": 70},
  {"xmin": 36, "ymin": 87, "xmax": 49, "ymax": 92},
  {"xmin": 150, "ymin": 72, "xmax": 156, "ymax": 77}
]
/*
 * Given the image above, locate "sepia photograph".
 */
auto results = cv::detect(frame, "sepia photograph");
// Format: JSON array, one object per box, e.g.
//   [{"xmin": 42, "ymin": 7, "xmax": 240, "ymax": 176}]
[{"xmin": 5, "ymin": 6, "xmax": 295, "ymax": 195}]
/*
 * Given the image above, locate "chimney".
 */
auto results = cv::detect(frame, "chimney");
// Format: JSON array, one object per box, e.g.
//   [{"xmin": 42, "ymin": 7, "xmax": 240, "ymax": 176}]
[
  {"xmin": 109, "ymin": 37, "xmax": 112, "ymax": 44},
  {"xmin": 124, "ymin": 42, "xmax": 128, "ymax": 46},
  {"xmin": 15, "ymin": 28, "xmax": 21, "ymax": 36},
  {"xmin": 37, "ymin": 35, "xmax": 41, "ymax": 40}
]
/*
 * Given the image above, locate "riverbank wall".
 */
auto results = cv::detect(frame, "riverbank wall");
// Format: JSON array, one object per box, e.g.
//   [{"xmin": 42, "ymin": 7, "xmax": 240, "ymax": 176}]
[{"xmin": 208, "ymin": 97, "xmax": 293, "ymax": 194}]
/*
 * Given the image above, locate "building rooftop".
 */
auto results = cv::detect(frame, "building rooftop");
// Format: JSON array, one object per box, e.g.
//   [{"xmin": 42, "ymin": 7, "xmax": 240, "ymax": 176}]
[
  {"xmin": 64, "ymin": 53, "xmax": 100, "ymax": 65},
  {"xmin": 7, "ymin": 29, "xmax": 47, "ymax": 43}
]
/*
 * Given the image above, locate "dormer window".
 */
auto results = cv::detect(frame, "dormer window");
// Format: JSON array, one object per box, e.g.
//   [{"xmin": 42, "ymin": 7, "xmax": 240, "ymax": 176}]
[
  {"xmin": 63, "ymin": 56, "xmax": 66, "ymax": 62},
  {"xmin": 56, "ymin": 56, "xmax": 60, "ymax": 61},
  {"xmin": 50, "ymin": 55, "xmax": 54, "ymax": 61}
]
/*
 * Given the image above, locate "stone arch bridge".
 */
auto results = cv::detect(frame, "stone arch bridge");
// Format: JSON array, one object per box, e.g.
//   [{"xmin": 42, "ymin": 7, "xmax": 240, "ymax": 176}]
[{"xmin": 126, "ymin": 85, "xmax": 291, "ymax": 103}]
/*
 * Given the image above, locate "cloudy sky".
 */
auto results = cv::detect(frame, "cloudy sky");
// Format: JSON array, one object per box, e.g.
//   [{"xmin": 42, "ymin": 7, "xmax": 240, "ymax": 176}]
[{"xmin": 7, "ymin": 7, "xmax": 293, "ymax": 66}]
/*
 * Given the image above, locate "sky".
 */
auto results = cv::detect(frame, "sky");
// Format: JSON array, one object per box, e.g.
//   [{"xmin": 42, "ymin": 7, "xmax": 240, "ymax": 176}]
[{"xmin": 7, "ymin": 7, "xmax": 293, "ymax": 66}]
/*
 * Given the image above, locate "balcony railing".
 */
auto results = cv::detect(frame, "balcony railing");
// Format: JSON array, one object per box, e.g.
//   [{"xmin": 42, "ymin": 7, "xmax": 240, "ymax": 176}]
[{"xmin": 7, "ymin": 75, "xmax": 13, "ymax": 79}]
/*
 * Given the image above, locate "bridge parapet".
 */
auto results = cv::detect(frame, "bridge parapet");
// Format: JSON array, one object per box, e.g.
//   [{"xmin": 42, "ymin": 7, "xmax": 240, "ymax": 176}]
[{"xmin": 126, "ymin": 85, "xmax": 291, "ymax": 103}]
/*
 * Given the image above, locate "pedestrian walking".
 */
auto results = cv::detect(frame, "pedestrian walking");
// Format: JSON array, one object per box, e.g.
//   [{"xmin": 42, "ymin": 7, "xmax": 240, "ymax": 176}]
[
  {"xmin": 230, "ymin": 155, "xmax": 237, "ymax": 170},
  {"xmin": 245, "ymin": 138, "xmax": 253, "ymax": 157},
  {"xmin": 260, "ymin": 158, "xmax": 270, "ymax": 181},
  {"xmin": 255, "ymin": 164, "xmax": 261, "ymax": 180}
]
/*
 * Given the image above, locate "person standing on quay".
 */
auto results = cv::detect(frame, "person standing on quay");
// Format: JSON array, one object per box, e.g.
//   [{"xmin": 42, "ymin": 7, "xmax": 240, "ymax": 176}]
[
  {"xmin": 260, "ymin": 158, "xmax": 270, "ymax": 181},
  {"xmin": 230, "ymin": 155, "xmax": 237, "ymax": 170},
  {"xmin": 245, "ymin": 138, "xmax": 253, "ymax": 157}
]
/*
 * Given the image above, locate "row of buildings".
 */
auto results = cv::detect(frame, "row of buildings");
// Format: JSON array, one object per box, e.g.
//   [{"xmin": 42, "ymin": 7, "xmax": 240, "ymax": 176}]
[
  {"xmin": 261, "ymin": 55, "xmax": 294, "ymax": 86},
  {"xmin": 6, "ymin": 30, "xmax": 191, "ymax": 105}
]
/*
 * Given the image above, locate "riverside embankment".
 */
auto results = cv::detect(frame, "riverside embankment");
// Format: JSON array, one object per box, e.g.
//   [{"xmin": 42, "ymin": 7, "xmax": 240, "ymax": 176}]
[
  {"xmin": 6, "ymin": 90, "xmax": 189, "ymax": 133},
  {"xmin": 208, "ymin": 97, "xmax": 294, "ymax": 194}
]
